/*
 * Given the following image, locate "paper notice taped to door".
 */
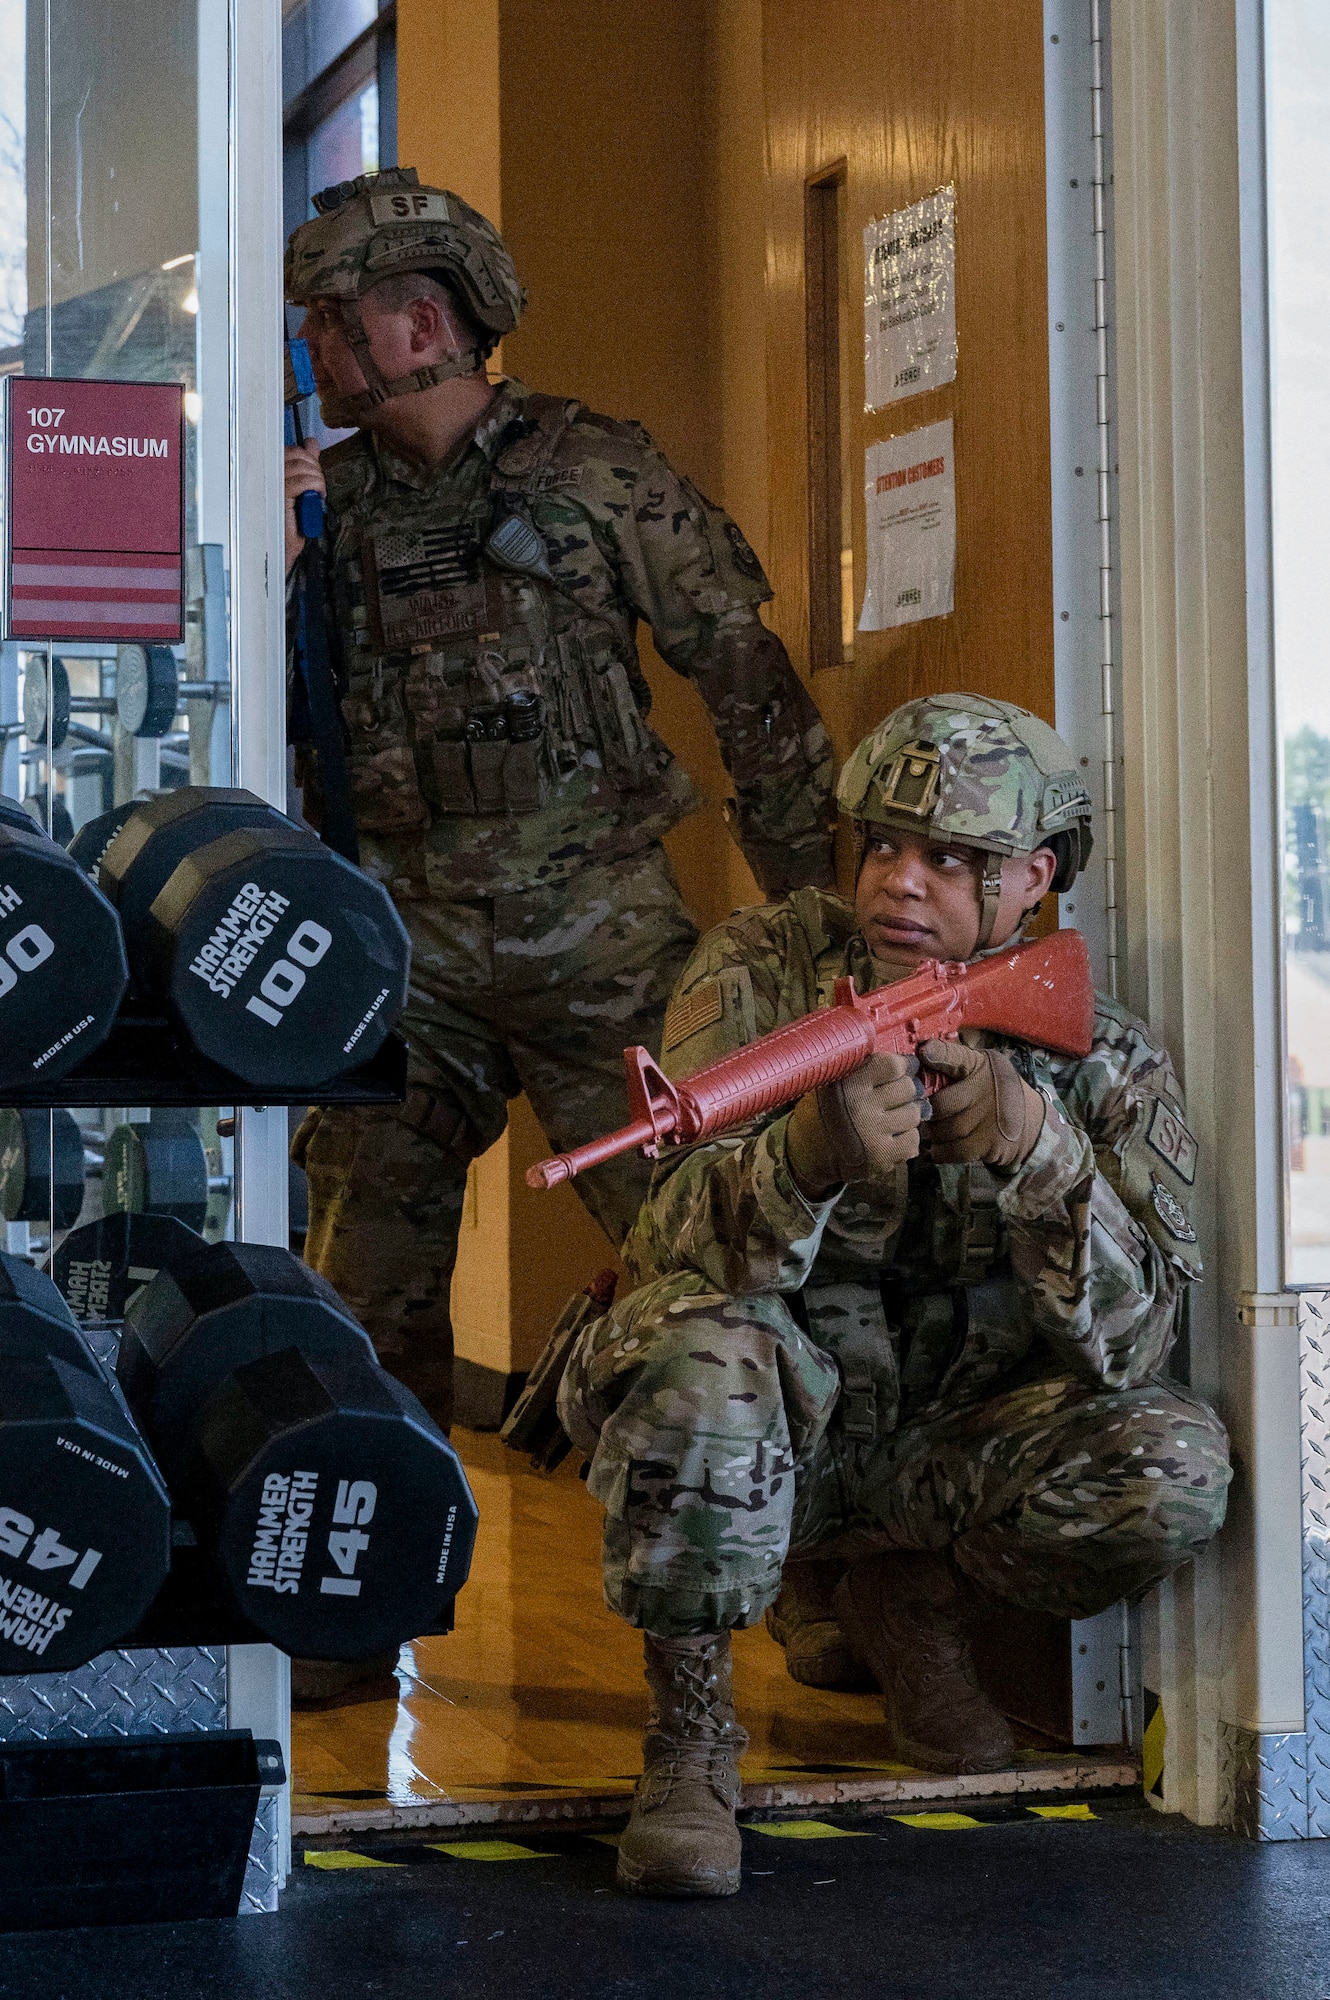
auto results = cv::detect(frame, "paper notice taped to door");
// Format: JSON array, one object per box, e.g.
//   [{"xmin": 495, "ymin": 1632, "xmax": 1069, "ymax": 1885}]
[
  {"xmin": 859, "ymin": 419, "xmax": 955, "ymax": 632},
  {"xmin": 863, "ymin": 185, "xmax": 956, "ymax": 410}
]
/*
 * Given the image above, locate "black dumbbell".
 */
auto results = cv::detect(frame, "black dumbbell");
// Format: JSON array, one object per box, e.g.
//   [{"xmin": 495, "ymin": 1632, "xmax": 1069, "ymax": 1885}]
[
  {"xmin": 0, "ymin": 816, "xmax": 129, "ymax": 1090},
  {"xmin": 117, "ymin": 1239, "xmax": 477, "ymax": 1660},
  {"xmin": 98, "ymin": 787, "xmax": 410, "ymax": 1090},
  {"xmin": 50, "ymin": 1211, "xmax": 204, "ymax": 1324},
  {"xmin": 103, "ymin": 1116, "xmax": 209, "ymax": 1234},
  {"xmin": 66, "ymin": 801, "xmax": 144, "ymax": 885},
  {"xmin": 0, "ymin": 1251, "xmax": 171, "ymax": 1671},
  {"xmin": 0, "ymin": 1109, "xmax": 85, "ymax": 1229}
]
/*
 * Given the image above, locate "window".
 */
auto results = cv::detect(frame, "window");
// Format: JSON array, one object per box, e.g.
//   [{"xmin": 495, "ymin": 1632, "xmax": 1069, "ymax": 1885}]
[
  {"xmin": 1271, "ymin": 3, "xmax": 1330, "ymax": 1281},
  {"xmin": 282, "ymin": 0, "xmax": 398, "ymax": 246},
  {"xmin": 804, "ymin": 164, "xmax": 856, "ymax": 670}
]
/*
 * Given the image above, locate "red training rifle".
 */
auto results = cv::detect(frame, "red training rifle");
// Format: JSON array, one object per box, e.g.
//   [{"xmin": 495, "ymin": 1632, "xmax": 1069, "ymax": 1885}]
[{"xmin": 527, "ymin": 929, "xmax": 1094, "ymax": 1191}]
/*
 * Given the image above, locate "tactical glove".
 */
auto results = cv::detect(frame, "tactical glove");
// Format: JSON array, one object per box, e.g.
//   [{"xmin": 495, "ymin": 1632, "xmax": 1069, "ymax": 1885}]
[
  {"xmin": 785, "ymin": 1051, "xmax": 926, "ymax": 1197},
  {"xmin": 918, "ymin": 1039, "xmax": 1046, "ymax": 1167}
]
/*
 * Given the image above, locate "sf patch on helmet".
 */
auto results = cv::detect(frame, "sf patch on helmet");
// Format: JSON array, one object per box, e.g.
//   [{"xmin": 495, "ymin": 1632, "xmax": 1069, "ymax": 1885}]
[
  {"xmin": 285, "ymin": 166, "xmax": 526, "ymax": 343},
  {"xmin": 285, "ymin": 168, "xmax": 527, "ymax": 424}
]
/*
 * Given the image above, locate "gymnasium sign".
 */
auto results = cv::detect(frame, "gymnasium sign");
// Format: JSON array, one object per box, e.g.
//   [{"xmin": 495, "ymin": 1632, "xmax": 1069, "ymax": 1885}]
[{"xmin": 4, "ymin": 378, "xmax": 185, "ymax": 643}]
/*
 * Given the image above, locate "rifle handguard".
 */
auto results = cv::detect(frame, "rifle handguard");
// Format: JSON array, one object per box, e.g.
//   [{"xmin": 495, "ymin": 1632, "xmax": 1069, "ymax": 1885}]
[{"xmin": 527, "ymin": 930, "xmax": 1094, "ymax": 1190}]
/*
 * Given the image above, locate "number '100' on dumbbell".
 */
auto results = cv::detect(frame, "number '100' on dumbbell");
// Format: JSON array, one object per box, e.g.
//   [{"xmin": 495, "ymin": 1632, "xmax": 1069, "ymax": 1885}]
[
  {"xmin": 0, "ymin": 800, "xmax": 128, "ymax": 1090},
  {"xmin": 95, "ymin": 788, "xmax": 411, "ymax": 1090}
]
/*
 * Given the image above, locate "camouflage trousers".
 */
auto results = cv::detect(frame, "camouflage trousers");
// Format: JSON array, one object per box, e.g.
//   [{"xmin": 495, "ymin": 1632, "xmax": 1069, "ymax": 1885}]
[
  {"xmin": 297, "ymin": 844, "xmax": 697, "ymax": 1429},
  {"xmin": 558, "ymin": 1272, "xmax": 1231, "ymax": 1637}
]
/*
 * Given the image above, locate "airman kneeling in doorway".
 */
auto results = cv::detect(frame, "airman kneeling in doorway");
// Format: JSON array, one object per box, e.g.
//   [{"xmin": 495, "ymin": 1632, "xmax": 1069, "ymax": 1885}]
[{"xmin": 559, "ymin": 693, "xmax": 1231, "ymax": 1898}]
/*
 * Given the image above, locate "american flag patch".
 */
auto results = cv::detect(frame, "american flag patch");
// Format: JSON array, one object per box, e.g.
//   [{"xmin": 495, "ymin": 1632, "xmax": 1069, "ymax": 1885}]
[
  {"xmin": 9, "ymin": 546, "xmax": 183, "ymax": 642},
  {"xmin": 375, "ymin": 524, "xmax": 480, "ymax": 598},
  {"xmin": 663, "ymin": 979, "xmax": 724, "ymax": 1052}
]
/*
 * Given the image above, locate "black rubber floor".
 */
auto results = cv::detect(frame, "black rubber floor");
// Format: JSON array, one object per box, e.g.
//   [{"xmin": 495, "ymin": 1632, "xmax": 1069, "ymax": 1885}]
[{"xmin": 1, "ymin": 1800, "xmax": 1328, "ymax": 2000}]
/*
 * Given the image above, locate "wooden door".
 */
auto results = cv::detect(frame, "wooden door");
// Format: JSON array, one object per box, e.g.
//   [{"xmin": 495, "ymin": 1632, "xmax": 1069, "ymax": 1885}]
[{"xmin": 762, "ymin": 0, "xmax": 1056, "ymax": 757}]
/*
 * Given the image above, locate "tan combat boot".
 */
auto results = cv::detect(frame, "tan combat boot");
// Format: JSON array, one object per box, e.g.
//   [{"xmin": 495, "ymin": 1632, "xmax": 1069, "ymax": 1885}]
[
  {"xmin": 765, "ymin": 1558, "xmax": 876, "ymax": 1691},
  {"xmin": 616, "ymin": 1631, "xmax": 748, "ymax": 1898},
  {"xmin": 832, "ymin": 1550, "xmax": 1016, "ymax": 1774}
]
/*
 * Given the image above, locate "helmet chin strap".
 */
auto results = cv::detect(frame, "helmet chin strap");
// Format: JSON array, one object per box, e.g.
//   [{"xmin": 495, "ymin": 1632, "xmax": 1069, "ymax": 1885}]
[
  {"xmin": 325, "ymin": 297, "xmax": 482, "ymax": 425},
  {"xmin": 975, "ymin": 857, "xmax": 1005, "ymax": 950}
]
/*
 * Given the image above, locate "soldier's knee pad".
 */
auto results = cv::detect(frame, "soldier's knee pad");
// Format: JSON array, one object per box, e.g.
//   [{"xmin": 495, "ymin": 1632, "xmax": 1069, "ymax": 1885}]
[{"xmin": 1114, "ymin": 1385, "xmax": 1232, "ymax": 1547}]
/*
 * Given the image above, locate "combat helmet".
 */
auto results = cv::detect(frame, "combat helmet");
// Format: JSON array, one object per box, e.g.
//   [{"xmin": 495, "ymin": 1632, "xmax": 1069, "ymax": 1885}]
[
  {"xmin": 285, "ymin": 167, "xmax": 526, "ymax": 421},
  {"xmin": 837, "ymin": 693, "xmax": 1093, "ymax": 947}
]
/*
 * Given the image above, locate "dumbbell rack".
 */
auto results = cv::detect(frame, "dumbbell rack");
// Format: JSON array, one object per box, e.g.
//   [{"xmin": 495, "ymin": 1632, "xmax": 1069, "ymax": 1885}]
[
  {"xmin": 0, "ymin": 1023, "xmax": 411, "ymax": 1656},
  {"xmin": 0, "ymin": 1009, "xmax": 407, "ymax": 1108}
]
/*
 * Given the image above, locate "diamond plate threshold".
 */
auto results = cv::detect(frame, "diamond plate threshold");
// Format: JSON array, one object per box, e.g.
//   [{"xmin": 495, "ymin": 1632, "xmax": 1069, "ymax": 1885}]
[{"xmin": 293, "ymin": 1751, "xmax": 1139, "ymax": 1838}]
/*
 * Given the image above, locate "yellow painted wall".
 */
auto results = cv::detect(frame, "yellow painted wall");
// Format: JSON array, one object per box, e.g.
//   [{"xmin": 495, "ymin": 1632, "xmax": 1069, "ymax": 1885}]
[
  {"xmin": 396, "ymin": 0, "xmax": 501, "ymax": 223},
  {"xmin": 499, "ymin": 0, "xmax": 762, "ymax": 936}
]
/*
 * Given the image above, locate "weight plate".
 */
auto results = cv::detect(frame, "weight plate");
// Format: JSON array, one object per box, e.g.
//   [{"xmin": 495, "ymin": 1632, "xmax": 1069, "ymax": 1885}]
[
  {"xmin": 203, "ymin": 1349, "xmax": 477, "ymax": 1659},
  {"xmin": 0, "ymin": 828, "xmax": 128, "ymax": 1089},
  {"xmin": 99, "ymin": 787, "xmax": 295, "ymax": 987},
  {"xmin": 117, "ymin": 1239, "xmax": 373, "ymax": 1492},
  {"xmin": 66, "ymin": 801, "xmax": 142, "ymax": 882},
  {"xmin": 21, "ymin": 659, "xmax": 70, "ymax": 751},
  {"xmin": 0, "ymin": 1253, "xmax": 171, "ymax": 1672},
  {"xmin": 115, "ymin": 645, "xmax": 180, "ymax": 738},
  {"xmin": 151, "ymin": 826, "xmax": 411, "ymax": 1090},
  {"xmin": 103, "ymin": 1116, "xmax": 209, "ymax": 1234},
  {"xmin": 49, "ymin": 1211, "xmax": 205, "ymax": 1325},
  {"xmin": 0, "ymin": 1109, "xmax": 85, "ymax": 1228}
]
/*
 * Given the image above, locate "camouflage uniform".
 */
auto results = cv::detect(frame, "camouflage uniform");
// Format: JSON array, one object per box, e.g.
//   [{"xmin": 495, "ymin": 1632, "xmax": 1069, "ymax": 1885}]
[
  {"xmin": 289, "ymin": 350, "xmax": 834, "ymax": 1426},
  {"xmin": 559, "ymin": 887, "xmax": 1230, "ymax": 1636}
]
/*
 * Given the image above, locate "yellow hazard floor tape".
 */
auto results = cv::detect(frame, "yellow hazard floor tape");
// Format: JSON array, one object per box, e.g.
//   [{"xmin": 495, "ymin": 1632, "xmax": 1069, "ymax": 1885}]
[
  {"xmin": 306, "ymin": 1802, "xmax": 1103, "ymax": 1871},
  {"xmin": 426, "ymin": 1840, "xmax": 557, "ymax": 1861},
  {"xmin": 890, "ymin": 1812, "xmax": 983, "ymax": 1830},
  {"xmin": 304, "ymin": 1850, "xmax": 403, "ymax": 1870}
]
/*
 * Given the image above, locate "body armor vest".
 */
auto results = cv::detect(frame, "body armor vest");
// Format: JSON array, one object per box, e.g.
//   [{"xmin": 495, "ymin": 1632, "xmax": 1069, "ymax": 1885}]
[{"xmin": 321, "ymin": 393, "xmax": 691, "ymax": 845}]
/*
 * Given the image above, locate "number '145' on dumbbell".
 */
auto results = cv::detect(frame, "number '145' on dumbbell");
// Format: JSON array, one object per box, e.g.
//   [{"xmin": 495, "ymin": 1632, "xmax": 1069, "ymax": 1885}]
[{"xmin": 116, "ymin": 1237, "xmax": 476, "ymax": 1659}]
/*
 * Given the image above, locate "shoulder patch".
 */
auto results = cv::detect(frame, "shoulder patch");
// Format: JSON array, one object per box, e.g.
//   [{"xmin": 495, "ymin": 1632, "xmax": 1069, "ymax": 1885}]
[
  {"xmin": 1145, "ymin": 1098, "xmax": 1197, "ymax": 1185},
  {"xmin": 663, "ymin": 980, "xmax": 724, "ymax": 1053},
  {"xmin": 1151, "ymin": 1180, "xmax": 1197, "ymax": 1244},
  {"xmin": 724, "ymin": 520, "xmax": 764, "ymax": 580}
]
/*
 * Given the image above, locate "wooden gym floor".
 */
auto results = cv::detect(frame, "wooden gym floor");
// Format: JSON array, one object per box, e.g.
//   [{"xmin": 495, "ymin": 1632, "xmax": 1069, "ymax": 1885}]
[{"xmin": 292, "ymin": 1430, "xmax": 1137, "ymax": 1837}]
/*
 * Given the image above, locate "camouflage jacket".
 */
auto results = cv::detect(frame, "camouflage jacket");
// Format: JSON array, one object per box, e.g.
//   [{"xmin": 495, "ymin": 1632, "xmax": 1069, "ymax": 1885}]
[
  {"xmin": 625, "ymin": 889, "xmax": 1201, "ymax": 1418},
  {"xmin": 294, "ymin": 377, "xmax": 835, "ymax": 899}
]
